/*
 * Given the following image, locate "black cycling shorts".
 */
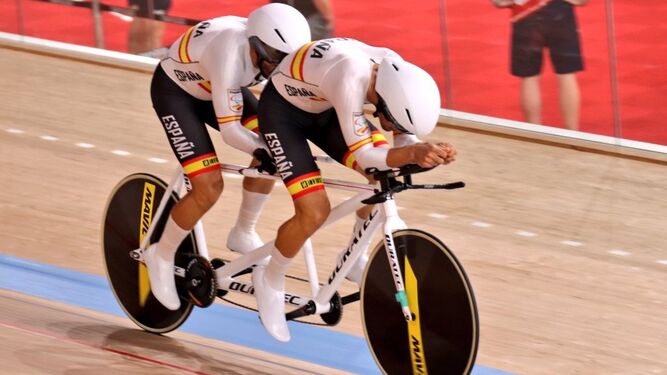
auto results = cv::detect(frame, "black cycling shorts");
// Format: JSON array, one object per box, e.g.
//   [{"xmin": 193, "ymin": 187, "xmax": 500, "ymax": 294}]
[
  {"xmin": 150, "ymin": 64, "xmax": 259, "ymax": 178},
  {"xmin": 258, "ymin": 80, "xmax": 388, "ymax": 200},
  {"xmin": 511, "ymin": 0, "xmax": 584, "ymax": 77},
  {"xmin": 128, "ymin": 0, "xmax": 172, "ymax": 16}
]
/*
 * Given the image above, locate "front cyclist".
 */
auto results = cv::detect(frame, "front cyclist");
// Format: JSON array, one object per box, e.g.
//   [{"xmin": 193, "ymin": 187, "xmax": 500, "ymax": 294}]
[
  {"xmin": 254, "ymin": 38, "xmax": 457, "ymax": 341},
  {"xmin": 144, "ymin": 3, "xmax": 310, "ymax": 310}
]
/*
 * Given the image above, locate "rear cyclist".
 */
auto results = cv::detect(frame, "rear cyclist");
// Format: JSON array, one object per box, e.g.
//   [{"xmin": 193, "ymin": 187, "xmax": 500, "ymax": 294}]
[
  {"xmin": 144, "ymin": 3, "xmax": 311, "ymax": 310},
  {"xmin": 254, "ymin": 38, "xmax": 457, "ymax": 341}
]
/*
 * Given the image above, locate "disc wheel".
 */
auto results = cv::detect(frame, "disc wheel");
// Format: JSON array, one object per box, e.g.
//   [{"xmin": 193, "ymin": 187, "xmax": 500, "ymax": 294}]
[
  {"xmin": 361, "ymin": 229, "xmax": 479, "ymax": 375},
  {"xmin": 102, "ymin": 173, "xmax": 198, "ymax": 334}
]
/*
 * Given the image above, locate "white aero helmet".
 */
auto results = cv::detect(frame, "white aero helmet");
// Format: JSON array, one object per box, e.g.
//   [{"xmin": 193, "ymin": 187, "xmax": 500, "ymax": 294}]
[
  {"xmin": 247, "ymin": 3, "xmax": 311, "ymax": 57},
  {"xmin": 375, "ymin": 57, "xmax": 441, "ymax": 136}
]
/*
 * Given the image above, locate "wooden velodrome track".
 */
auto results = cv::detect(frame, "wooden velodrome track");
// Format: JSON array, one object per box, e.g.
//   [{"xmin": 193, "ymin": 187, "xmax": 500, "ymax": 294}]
[{"xmin": 1, "ymin": 44, "xmax": 666, "ymax": 374}]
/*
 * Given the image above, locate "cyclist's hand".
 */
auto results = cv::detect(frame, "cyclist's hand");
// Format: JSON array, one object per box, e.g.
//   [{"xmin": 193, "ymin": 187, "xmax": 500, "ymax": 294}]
[
  {"xmin": 411, "ymin": 142, "xmax": 457, "ymax": 168},
  {"xmin": 252, "ymin": 148, "xmax": 277, "ymax": 175}
]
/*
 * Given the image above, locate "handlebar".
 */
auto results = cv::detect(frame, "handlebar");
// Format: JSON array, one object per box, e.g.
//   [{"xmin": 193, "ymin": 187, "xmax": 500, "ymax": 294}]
[{"xmin": 361, "ymin": 164, "xmax": 465, "ymax": 205}]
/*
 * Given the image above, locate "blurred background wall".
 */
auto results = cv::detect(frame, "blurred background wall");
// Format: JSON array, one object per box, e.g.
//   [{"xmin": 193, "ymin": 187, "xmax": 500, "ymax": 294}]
[{"xmin": 1, "ymin": 0, "xmax": 665, "ymax": 145}]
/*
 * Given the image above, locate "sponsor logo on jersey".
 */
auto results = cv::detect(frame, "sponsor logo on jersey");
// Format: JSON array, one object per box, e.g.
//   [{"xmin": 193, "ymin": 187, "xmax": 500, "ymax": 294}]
[
  {"xmin": 284, "ymin": 84, "xmax": 319, "ymax": 99},
  {"xmin": 193, "ymin": 21, "xmax": 210, "ymax": 38},
  {"xmin": 309, "ymin": 39, "xmax": 333, "ymax": 59},
  {"xmin": 161, "ymin": 115, "xmax": 195, "ymax": 159},
  {"xmin": 173, "ymin": 69, "xmax": 205, "ymax": 82},
  {"xmin": 228, "ymin": 89, "xmax": 243, "ymax": 113},
  {"xmin": 353, "ymin": 112, "xmax": 370, "ymax": 136},
  {"xmin": 286, "ymin": 172, "xmax": 324, "ymax": 200},
  {"xmin": 263, "ymin": 133, "xmax": 294, "ymax": 180}
]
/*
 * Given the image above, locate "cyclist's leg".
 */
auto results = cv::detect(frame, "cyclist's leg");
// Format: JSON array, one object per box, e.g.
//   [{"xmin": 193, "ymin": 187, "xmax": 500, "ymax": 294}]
[
  {"xmin": 254, "ymin": 80, "xmax": 331, "ymax": 341},
  {"xmin": 226, "ymin": 87, "xmax": 274, "ymax": 253},
  {"xmin": 146, "ymin": 64, "xmax": 223, "ymax": 309},
  {"xmin": 308, "ymin": 112, "xmax": 390, "ymax": 284}
]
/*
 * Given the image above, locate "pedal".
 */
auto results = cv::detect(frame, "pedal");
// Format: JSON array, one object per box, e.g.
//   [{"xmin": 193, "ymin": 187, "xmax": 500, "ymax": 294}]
[
  {"xmin": 129, "ymin": 248, "xmax": 144, "ymax": 262},
  {"xmin": 176, "ymin": 254, "xmax": 217, "ymax": 308},
  {"xmin": 210, "ymin": 258, "xmax": 228, "ymax": 298}
]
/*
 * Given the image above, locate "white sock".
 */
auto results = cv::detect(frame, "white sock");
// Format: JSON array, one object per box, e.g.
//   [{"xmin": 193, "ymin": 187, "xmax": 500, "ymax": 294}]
[
  {"xmin": 265, "ymin": 246, "xmax": 292, "ymax": 290},
  {"xmin": 156, "ymin": 215, "xmax": 190, "ymax": 259},
  {"xmin": 234, "ymin": 190, "xmax": 269, "ymax": 232}
]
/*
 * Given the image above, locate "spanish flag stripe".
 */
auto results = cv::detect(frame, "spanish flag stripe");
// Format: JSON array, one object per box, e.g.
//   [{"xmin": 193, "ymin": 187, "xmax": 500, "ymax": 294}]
[
  {"xmin": 290, "ymin": 42, "xmax": 316, "ymax": 81},
  {"xmin": 187, "ymin": 164, "xmax": 221, "ymax": 179},
  {"xmin": 348, "ymin": 137, "xmax": 373, "ymax": 152},
  {"xmin": 179, "ymin": 27, "xmax": 195, "ymax": 63},
  {"xmin": 198, "ymin": 81, "xmax": 212, "ymax": 93},
  {"xmin": 217, "ymin": 115, "xmax": 242, "ymax": 124},
  {"xmin": 342, "ymin": 151, "xmax": 355, "ymax": 169},
  {"xmin": 183, "ymin": 157, "xmax": 220, "ymax": 176},
  {"xmin": 291, "ymin": 185, "xmax": 325, "ymax": 200},
  {"xmin": 242, "ymin": 115, "xmax": 259, "ymax": 133}
]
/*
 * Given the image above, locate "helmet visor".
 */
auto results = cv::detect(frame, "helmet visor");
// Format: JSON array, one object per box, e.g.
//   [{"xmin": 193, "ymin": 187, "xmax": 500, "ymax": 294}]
[
  {"xmin": 249, "ymin": 36, "xmax": 288, "ymax": 65},
  {"xmin": 373, "ymin": 95, "xmax": 412, "ymax": 134}
]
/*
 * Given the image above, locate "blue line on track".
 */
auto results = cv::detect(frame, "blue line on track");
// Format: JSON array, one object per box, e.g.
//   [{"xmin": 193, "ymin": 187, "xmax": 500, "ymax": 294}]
[{"xmin": 0, "ymin": 254, "xmax": 513, "ymax": 375}]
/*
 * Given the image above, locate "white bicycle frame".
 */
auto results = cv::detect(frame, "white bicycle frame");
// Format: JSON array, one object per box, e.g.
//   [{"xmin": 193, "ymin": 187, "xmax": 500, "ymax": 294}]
[{"xmin": 135, "ymin": 160, "xmax": 416, "ymax": 321}]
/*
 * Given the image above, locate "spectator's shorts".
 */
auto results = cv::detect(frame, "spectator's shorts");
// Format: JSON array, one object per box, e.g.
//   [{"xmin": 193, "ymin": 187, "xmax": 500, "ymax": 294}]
[
  {"xmin": 128, "ymin": 0, "xmax": 172, "ymax": 17},
  {"xmin": 511, "ymin": 0, "xmax": 584, "ymax": 77}
]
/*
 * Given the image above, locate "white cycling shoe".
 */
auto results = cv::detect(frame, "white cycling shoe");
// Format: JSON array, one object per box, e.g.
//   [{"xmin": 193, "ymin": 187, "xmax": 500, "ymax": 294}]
[
  {"xmin": 252, "ymin": 266, "xmax": 290, "ymax": 342},
  {"xmin": 226, "ymin": 226, "xmax": 264, "ymax": 254},
  {"xmin": 143, "ymin": 243, "xmax": 181, "ymax": 310}
]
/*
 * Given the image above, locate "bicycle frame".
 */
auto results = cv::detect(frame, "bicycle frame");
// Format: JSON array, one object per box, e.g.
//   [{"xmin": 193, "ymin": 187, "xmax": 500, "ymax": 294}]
[{"xmin": 135, "ymin": 161, "xmax": 416, "ymax": 320}]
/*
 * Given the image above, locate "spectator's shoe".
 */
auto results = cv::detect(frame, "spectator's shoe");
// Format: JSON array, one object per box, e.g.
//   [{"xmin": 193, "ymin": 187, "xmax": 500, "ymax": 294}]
[
  {"xmin": 252, "ymin": 266, "xmax": 290, "ymax": 342},
  {"xmin": 336, "ymin": 250, "xmax": 369, "ymax": 287},
  {"xmin": 143, "ymin": 243, "xmax": 181, "ymax": 310},
  {"xmin": 226, "ymin": 226, "xmax": 264, "ymax": 254}
]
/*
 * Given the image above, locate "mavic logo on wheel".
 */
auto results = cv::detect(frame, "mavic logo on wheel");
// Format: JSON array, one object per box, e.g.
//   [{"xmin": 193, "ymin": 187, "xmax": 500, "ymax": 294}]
[
  {"xmin": 138, "ymin": 182, "xmax": 156, "ymax": 307},
  {"xmin": 405, "ymin": 256, "xmax": 428, "ymax": 374},
  {"xmin": 410, "ymin": 335, "xmax": 426, "ymax": 374},
  {"xmin": 140, "ymin": 184, "xmax": 155, "ymax": 240}
]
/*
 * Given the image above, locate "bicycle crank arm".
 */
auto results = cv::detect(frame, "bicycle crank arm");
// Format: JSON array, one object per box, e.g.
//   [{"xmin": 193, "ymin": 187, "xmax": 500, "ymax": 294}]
[{"xmin": 129, "ymin": 248, "xmax": 186, "ymax": 278}]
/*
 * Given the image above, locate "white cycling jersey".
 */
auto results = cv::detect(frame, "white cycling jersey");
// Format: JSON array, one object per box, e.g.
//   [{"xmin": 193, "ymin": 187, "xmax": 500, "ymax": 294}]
[
  {"xmin": 271, "ymin": 38, "xmax": 400, "ymax": 170},
  {"xmin": 159, "ymin": 16, "xmax": 266, "ymax": 154}
]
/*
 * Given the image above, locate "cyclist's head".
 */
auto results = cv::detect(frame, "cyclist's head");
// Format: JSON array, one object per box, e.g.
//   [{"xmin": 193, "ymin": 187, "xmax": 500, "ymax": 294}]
[
  {"xmin": 247, "ymin": 3, "xmax": 311, "ymax": 78},
  {"xmin": 374, "ymin": 57, "xmax": 441, "ymax": 136}
]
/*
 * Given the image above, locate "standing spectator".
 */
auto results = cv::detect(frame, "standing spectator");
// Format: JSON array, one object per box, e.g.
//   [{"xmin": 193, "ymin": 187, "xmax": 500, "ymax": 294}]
[
  {"xmin": 492, "ymin": 0, "xmax": 588, "ymax": 130},
  {"xmin": 128, "ymin": 0, "xmax": 172, "ymax": 55},
  {"xmin": 271, "ymin": 0, "xmax": 334, "ymax": 40}
]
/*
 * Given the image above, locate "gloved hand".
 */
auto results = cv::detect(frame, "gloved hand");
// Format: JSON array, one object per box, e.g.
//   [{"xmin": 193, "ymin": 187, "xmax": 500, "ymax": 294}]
[{"xmin": 253, "ymin": 148, "xmax": 277, "ymax": 175}]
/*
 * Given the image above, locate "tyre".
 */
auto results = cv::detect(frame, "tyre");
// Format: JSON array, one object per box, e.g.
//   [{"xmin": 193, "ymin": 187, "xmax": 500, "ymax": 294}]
[
  {"xmin": 361, "ymin": 229, "xmax": 479, "ymax": 375},
  {"xmin": 102, "ymin": 173, "xmax": 198, "ymax": 334}
]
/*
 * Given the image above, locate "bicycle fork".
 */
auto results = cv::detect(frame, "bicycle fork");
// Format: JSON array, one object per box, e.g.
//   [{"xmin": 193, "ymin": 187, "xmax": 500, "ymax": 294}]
[{"xmin": 380, "ymin": 196, "xmax": 414, "ymax": 321}]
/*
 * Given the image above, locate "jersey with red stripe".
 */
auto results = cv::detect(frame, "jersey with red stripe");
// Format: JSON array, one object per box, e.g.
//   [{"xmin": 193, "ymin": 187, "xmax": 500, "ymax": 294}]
[
  {"xmin": 271, "ymin": 38, "xmax": 399, "ymax": 167},
  {"xmin": 160, "ymin": 17, "xmax": 262, "ymax": 130}
]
